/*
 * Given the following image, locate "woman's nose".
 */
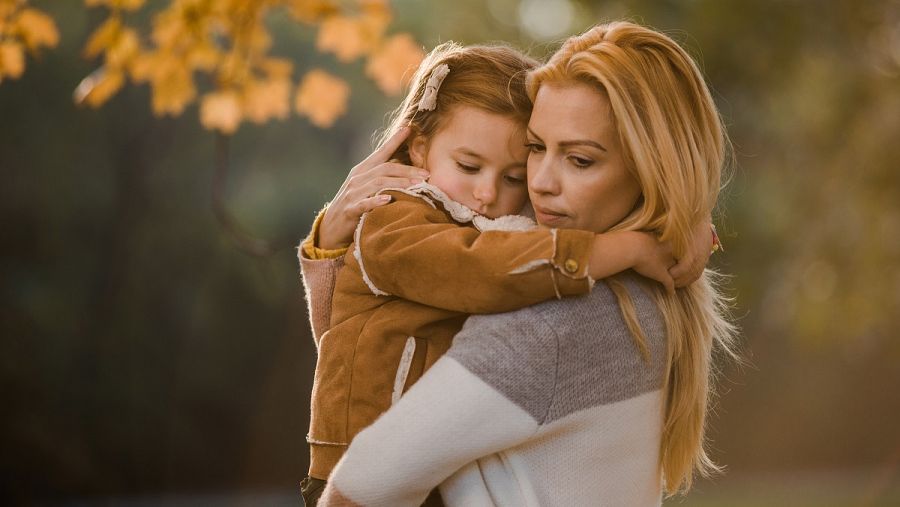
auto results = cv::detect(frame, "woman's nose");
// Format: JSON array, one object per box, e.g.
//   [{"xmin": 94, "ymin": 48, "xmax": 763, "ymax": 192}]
[{"xmin": 527, "ymin": 156, "xmax": 559, "ymax": 195}]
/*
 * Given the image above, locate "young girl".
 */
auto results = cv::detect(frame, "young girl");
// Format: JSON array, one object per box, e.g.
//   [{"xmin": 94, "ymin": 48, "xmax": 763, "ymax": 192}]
[{"xmin": 300, "ymin": 42, "xmax": 688, "ymax": 506}]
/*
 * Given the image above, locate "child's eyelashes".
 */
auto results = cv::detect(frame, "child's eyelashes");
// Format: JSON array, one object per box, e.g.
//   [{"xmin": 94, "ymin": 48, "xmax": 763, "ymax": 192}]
[
  {"xmin": 504, "ymin": 175, "xmax": 525, "ymax": 185},
  {"xmin": 456, "ymin": 162, "xmax": 480, "ymax": 173}
]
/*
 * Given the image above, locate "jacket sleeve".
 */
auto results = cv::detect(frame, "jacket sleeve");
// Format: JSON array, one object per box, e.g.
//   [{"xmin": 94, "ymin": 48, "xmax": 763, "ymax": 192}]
[
  {"xmin": 354, "ymin": 192, "xmax": 595, "ymax": 314},
  {"xmin": 318, "ymin": 308, "xmax": 557, "ymax": 507}
]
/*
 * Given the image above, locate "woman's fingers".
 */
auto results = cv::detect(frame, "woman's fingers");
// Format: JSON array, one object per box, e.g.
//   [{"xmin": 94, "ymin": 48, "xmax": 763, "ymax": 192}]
[
  {"xmin": 357, "ymin": 127, "xmax": 411, "ymax": 171},
  {"xmin": 354, "ymin": 194, "xmax": 393, "ymax": 215},
  {"xmin": 361, "ymin": 174, "xmax": 426, "ymax": 194}
]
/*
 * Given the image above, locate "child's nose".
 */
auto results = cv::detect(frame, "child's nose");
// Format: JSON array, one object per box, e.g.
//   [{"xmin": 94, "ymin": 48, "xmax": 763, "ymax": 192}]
[{"xmin": 473, "ymin": 179, "xmax": 497, "ymax": 205}]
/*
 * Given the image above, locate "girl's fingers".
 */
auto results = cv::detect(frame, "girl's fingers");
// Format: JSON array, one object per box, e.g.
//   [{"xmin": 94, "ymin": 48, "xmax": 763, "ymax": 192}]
[
  {"xmin": 670, "ymin": 256, "xmax": 703, "ymax": 287},
  {"xmin": 358, "ymin": 127, "xmax": 411, "ymax": 170}
]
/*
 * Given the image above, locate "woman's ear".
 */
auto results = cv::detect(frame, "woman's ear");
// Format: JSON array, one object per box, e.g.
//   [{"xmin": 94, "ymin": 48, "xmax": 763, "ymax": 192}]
[{"xmin": 409, "ymin": 136, "xmax": 427, "ymax": 168}]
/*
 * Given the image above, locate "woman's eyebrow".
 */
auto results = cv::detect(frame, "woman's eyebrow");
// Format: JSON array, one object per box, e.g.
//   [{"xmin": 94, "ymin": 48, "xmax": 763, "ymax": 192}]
[
  {"xmin": 527, "ymin": 127, "xmax": 606, "ymax": 152},
  {"xmin": 558, "ymin": 139, "xmax": 607, "ymax": 152}
]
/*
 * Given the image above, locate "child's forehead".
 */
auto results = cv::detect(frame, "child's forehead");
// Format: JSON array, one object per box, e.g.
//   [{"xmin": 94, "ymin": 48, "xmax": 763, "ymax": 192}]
[
  {"xmin": 430, "ymin": 108, "xmax": 528, "ymax": 161},
  {"xmin": 436, "ymin": 106, "xmax": 526, "ymax": 141}
]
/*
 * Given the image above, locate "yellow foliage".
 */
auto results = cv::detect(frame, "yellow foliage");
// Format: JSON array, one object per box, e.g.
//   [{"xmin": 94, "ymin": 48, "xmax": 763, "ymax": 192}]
[
  {"xmin": 65, "ymin": 0, "xmax": 423, "ymax": 132},
  {"xmin": 287, "ymin": 0, "xmax": 338, "ymax": 24},
  {"xmin": 106, "ymin": 27, "xmax": 140, "ymax": 68},
  {"xmin": 316, "ymin": 15, "xmax": 371, "ymax": 63},
  {"xmin": 84, "ymin": 16, "xmax": 122, "ymax": 59},
  {"xmin": 201, "ymin": 90, "xmax": 243, "ymax": 134},
  {"xmin": 14, "ymin": 8, "xmax": 59, "ymax": 51},
  {"xmin": 0, "ymin": 2, "xmax": 58, "ymax": 84},
  {"xmin": 295, "ymin": 69, "xmax": 350, "ymax": 128},
  {"xmin": 261, "ymin": 57, "xmax": 293, "ymax": 79},
  {"xmin": 366, "ymin": 33, "xmax": 424, "ymax": 96},
  {"xmin": 73, "ymin": 66, "xmax": 125, "ymax": 107},
  {"xmin": 243, "ymin": 78, "xmax": 291, "ymax": 124},
  {"xmin": 186, "ymin": 41, "xmax": 220, "ymax": 72},
  {"xmin": 152, "ymin": 62, "xmax": 196, "ymax": 115},
  {"xmin": 85, "ymin": 0, "xmax": 146, "ymax": 11},
  {"xmin": 0, "ymin": 41, "xmax": 25, "ymax": 81}
]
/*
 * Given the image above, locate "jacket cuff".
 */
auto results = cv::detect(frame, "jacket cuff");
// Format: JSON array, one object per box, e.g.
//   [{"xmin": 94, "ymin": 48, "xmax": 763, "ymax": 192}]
[
  {"xmin": 550, "ymin": 228, "xmax": 595, "ymax": 296},
  {"xmin": 302, "ymin": 206, "xmax": 349, "ymax": 260}
]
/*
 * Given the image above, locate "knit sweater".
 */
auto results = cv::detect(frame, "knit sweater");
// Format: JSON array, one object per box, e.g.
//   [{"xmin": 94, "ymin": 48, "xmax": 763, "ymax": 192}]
[{"xmin": 316, "ymin": 273, "xmax": 667, "ymax": 507}]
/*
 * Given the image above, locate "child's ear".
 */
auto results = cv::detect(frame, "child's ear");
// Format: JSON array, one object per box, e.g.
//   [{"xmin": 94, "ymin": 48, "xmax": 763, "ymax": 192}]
[{"xmin": 409, "ymin": 136, "xmax": 427, "ymax": 168}]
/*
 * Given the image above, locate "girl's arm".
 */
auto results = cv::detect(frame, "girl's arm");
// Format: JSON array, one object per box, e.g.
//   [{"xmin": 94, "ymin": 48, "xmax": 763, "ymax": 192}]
[
  {"xmin": 356, "ymin": 192, "xmax": 595, "ymax": 314},
  {"xmin": 355, "ymin": 192, "xmax": 678, "ymax": 313}
]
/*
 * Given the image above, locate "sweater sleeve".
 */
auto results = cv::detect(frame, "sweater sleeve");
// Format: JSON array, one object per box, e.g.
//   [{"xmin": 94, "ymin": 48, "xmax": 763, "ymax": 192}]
[
  {"xmin": 319, "ymin": 308, "xmax": 559, "ymax": 507},
  {"xmin": 298, "ymin": 249, "xmax": 344, "ymax": 346},
  {"xmin": 355, "ymin": 191, "xmax": 594, "ymax": 314},
  {"xmin": 297, "ymin": 208, "xmax": 348, "ymax": 346}
]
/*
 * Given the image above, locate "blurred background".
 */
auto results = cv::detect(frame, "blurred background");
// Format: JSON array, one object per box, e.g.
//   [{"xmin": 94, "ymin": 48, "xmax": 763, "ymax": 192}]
[{"xmin": 2, "ymin": 0, "xmax": 899, "ymax": 506}]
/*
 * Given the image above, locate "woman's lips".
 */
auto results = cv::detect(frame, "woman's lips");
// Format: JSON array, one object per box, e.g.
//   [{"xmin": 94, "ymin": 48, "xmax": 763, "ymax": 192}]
[{"xmin": 533, "ymin": 205, "xmax": 568, "ymax": 225}]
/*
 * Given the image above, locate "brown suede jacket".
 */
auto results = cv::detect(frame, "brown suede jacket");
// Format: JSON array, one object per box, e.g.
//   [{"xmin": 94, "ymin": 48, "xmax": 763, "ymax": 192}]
[{"xmin": 304, "ymin": 184, "xmax": 595, "ymax": 479}]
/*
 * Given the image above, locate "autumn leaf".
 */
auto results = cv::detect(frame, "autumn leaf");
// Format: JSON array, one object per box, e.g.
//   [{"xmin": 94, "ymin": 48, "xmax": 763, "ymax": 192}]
[
  {"xmin": 287, "ymin": 0, "xmax": 338, "ymax": 24},
  {"xmin": 295, "ymin": 69, "xmax": 349, "ymax": 128},
  {"xmin": 0, "ymin": 41, "xmax": 25, "ymax": 81},
  {"xmin": 260, "ymin": 57, "xmax": 293, "ymax": 79},
  {"xmin": 85, "ymin": 0, "xmax": 146, "ymax": 11},
  {"xmin": 150, "ymin": 61, "xmax": 196, "ymax": 115},
  {"xmin": 201, "ymin": 90, "xmax": 242, "ymax": 134},
  {"xmin": 73, "ymin": 66, "xmax": 125, "ymax": 107},
  {"xmin": 106, "ymin": 27, "xmax": 140, "ymax": 68},
  {"xmin": 84, "ymin": 16, "xmax": 122, "ymax": 59},
  {"xmin": 186, "ymin": 41, "xmax": 220, "ymax": 71},
  {"xmin": 366, "ymin": 33, "xmax": 424, "ymax": 95},
  {"xmin": 316, "ymin": 10, "xmax": 389, "ymax": 63},
  {"xmin": 243, "ymin": 78, "xmax": 291, "ymax": 124},
  {"xmin": 14, "ymin": 8, "xmax": 60, "ymax": 51}
]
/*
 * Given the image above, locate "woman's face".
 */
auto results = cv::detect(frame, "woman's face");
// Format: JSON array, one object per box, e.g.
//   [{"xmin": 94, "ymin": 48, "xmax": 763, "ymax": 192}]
[{"xmin": 525, "ymin": 81, "xmax": 642, "ymax": 233}]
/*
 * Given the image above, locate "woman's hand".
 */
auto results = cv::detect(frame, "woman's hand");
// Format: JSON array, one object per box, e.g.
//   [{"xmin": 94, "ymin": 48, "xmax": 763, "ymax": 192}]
[
  {"xmin": 668, "ymin": 218, "xmax": 715, "ymax": 287},
  {"xmin": 318, "ymin": 127, "xmax": 431, "ymax": 250}
]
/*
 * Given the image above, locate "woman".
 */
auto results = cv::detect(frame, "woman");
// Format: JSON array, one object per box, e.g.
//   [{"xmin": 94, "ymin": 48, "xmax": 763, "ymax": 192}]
[{"xmin": 300, "ymin": 21, "xmax": 735, "ymax": 506}]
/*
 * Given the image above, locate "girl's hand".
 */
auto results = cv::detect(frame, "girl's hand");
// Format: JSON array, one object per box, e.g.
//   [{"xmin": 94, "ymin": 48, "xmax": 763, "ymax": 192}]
[
  {"xmin": 668, "ymin": 218, "xmax": 715, "ymax": 287},
  {"xmin": 588, "ymin": 231, "xmax": 676, "ymax": 295},
  {"xmin": 318, "ymin": 127, "xmax": 430, "ymax": 250},
  {"xmin": 628, "ymin": 232, "xmax": 677, "ymax": 295}
]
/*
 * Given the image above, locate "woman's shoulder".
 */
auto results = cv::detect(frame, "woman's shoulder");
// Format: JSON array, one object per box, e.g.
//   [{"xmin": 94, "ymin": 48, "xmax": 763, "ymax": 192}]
[{"xmin": 445, "ymin": 273, "xmax": 667, "ymax": 420}]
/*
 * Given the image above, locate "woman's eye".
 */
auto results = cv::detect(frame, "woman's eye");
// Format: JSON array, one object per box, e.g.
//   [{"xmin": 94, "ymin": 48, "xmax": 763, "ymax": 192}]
[
  {"xmin": 569, "ymin": 156, "xmax": 594, "ymax": 168},
  {"xmin": 525, "ymin": 142, "xmax": 545, "ymax": 153},
  {"xmin": 456, "ymin": 162, "xmax": 479, "ymax": 173}
]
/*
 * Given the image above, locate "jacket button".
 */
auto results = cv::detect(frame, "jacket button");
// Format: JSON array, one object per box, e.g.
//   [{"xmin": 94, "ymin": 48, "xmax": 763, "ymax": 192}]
[{"xmin": 564, "ymin": 259, "xmax": 579, "ymax": 273}]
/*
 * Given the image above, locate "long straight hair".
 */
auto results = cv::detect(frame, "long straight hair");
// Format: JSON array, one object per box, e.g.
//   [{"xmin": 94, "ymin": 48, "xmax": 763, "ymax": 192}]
[{"xmin": 527, "ymin": 21, "xmax": 739, "ymax": 495}]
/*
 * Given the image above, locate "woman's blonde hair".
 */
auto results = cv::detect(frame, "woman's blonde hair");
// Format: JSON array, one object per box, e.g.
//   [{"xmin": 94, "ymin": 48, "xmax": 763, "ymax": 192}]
[
  {"xmin": 377, "ymin": 42, "xmax": 538, "ymax": 162},
  {"xmin": 527, "ymin": 21, "xmax": 739, "ymax": 495}
]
